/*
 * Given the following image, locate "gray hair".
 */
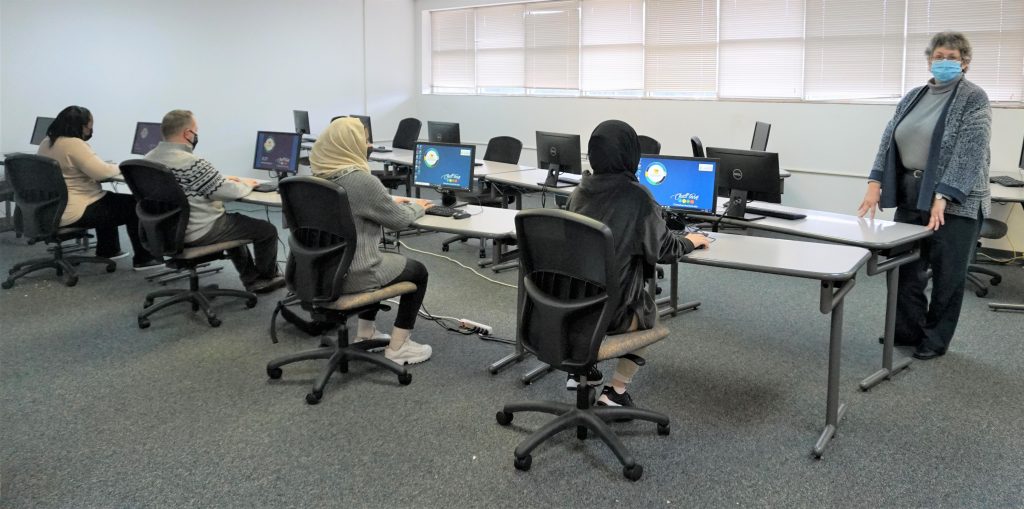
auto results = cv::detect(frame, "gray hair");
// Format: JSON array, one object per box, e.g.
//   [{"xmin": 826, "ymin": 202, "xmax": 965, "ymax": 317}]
[
  {"xmin": 161, "ymin": 109, "xmax": 194, "ymax": 139},
  {"xmin": 925, "ymin": 31, "xmax": 972, "ymax": 65}
]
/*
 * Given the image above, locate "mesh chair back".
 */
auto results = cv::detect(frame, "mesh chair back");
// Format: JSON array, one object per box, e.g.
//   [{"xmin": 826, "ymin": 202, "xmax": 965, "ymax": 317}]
[
  {"xmin": 120, "ymin": 160, "xmax": 189, "ymax": 258},
  {"xmin": 4, "ymin": 154, "xmax": 68, "ymax": 239},
  {"xmin": 279, "ymin": 176, "xmax": 357, "ymax": 305},
  {"xmin": 392, "ymin": 118, "xmax": 422, "ymax": 150},
  {"xmin": 637, "ymin": 135, "xmax": 662, "ymax": 155},
  {"xmin": 514, "ymin": 209, "xmax": 620, "ymax": 372},
  {"xmin": 483, "ymin": 136, "xmax": 523, "ymax": 164},
  {"xmin": 690, "ymin": 136, "xmax": 705, "ymax": 158}
]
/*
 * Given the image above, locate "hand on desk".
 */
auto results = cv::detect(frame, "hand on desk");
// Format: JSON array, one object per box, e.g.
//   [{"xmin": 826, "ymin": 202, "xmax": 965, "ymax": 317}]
[
  {"xmin": 857, "ymin": 181, "xmax": 882, "ymax": 220},
  {"xmin": 394, "ymin": 196, "xmax": 434, "ymax": 209},
  {"xmin": 685, "ymin": 232, "xmax": 711, "ymax": 250},
  {"xmin": 227, "ymin": 176, "xmax": 260, "ymax": 188}
]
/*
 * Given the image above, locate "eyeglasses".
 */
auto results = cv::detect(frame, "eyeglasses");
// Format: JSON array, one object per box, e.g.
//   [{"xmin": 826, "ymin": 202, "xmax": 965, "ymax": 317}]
[{"xmin": 931, "ymin": 56, "xmax": 961, "ymax": 62}]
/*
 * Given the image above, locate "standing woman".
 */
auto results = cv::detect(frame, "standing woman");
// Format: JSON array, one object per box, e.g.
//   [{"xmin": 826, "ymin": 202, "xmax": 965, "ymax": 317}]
[
  {"xmin": 36, "ymin": 106, "xmax": 161, "ymax": 269},
  {"xmin": 857, "ymin": 31, "xmax": 991, "ymax": 360},
  {"xmin": 309, "ymin": 117, "xmax": 435, "ymax": 365}
]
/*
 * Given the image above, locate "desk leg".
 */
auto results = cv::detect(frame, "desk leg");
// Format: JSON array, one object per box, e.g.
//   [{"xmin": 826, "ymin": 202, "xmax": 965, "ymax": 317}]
[
  {"xmin": 489, "ymin": 347, "xmax": 532, "ymax": 374},
  {"xmin": 814, "ymin": 280, "xmax": 851, "ymax": 458},
  {"xmin": 989, "ymin": 302, "xmax": 1024, "ymax": 312},
  {"xmin": 522, "ymin": 362, "xmax": 554, "ymax": 385},
  {"xmin": 658, "ymin": 262, "xmax": 700, "ymax": 318},
  {"xmin": 860, "ymin": 266, "xmax": 913, "ymax": 391}
]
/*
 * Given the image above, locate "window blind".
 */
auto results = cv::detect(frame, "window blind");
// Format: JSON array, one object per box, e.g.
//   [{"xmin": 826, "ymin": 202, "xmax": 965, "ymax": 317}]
[
  {"xmin": 476, "ymin": 3, "xmax": 526, "ymax": 92},
  {"xmin": 644, "ymin": 0, "xmax": 718, "ymax": 97},
  {"xmin": 719, "ymin": 0, "xmax": 806, "ymax": 99},
  {"xmin": 524, "ymin": 1, "xmax": 580, "ymax": 92},
  {"xmin": 580, "ymin": 0, "xmax": 644, "ymax": 95},
  {"xmin": 430, "ymin": 9, "xmax": 475, "ymax": 93}
]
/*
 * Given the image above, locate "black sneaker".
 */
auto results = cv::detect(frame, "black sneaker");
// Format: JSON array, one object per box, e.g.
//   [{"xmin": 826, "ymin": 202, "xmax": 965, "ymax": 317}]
[
  {"xmin": 566, "ymin": 366, "xmax": 604, "ymax": 390},
  {"xmin": 596, "ymin": 386, "xmax": 634, "ymax": 408}
]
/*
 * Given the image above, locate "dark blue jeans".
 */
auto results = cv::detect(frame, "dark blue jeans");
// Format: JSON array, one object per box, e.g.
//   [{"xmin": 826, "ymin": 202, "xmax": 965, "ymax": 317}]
[{"xmin": 894, "ymin": 206, "xmax": 981, "ymax": 353}]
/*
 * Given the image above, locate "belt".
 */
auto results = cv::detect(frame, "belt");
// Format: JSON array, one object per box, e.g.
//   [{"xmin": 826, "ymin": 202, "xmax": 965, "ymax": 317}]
[{"xmin": 902, "ymin": 169, "xmax": 924, "ymax": 179}]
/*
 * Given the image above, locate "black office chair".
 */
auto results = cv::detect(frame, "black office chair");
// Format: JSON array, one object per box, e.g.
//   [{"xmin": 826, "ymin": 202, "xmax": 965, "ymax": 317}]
[
  {"xmin": 2, "ymin": 154, "xmax": 116, "ymax": 289},
  {"xmin": 690, "ymin": 136, "xmax": 705, "ymax": 157},
  {"xmin": 374, "ymin": 117, "xmax": 422, "ymax": 197},
  {"xmin": 1, "ymin": 170, "xmax": 17, "ymax": 234},
  {"xmin": 966, "ymin": 218, "xmax": 1009, "ymax": 297},
  {"xmin": 495, "ymin": 209, "xmax": 671, "ymax": 481},
  {"xmin": 119, "ymin": 160, "xmax": 258, "ymax": 328},
  {"xmin": 751, "ymin": 121, "xmax": 771, "ymax": 151},
  {"xmin": 442, "ymin": 136, "xmax": 523, "ymax": 257},
  {"xmin": 266, "ymin": 176, "xmax": 414, "ymax": 405},
  {"xmin": 638, "ymin": 135, "xmax": 662, "ymax": 155}
]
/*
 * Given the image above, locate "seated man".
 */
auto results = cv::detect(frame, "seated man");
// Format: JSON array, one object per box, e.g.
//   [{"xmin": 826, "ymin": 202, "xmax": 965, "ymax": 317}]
[
  {"xmin": 565, "ymin": 120, "xmax": 710, "ymax": 408},
  {"xmin": 145, "ymin": 109, "xmax": 284, "ymax": 293}
]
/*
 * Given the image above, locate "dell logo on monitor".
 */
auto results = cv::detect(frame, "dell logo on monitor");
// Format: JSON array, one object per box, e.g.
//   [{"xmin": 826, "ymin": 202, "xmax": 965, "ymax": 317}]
[{"xmin": 732, "ymin": 168, "xmax": 743, "ymax": 180}]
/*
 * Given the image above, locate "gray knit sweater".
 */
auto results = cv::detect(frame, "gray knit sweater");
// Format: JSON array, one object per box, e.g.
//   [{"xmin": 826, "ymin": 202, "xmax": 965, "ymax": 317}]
[
  {"xmin": 322, "ymin": 169, "xmax": 425, "ymax": 293},
  {"xmin": 868, "ymin": 78, "xmax": 992, "ymax": 219}
]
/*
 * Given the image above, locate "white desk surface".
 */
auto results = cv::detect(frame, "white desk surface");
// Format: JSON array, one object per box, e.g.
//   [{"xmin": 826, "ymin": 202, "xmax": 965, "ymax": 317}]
[
  {"xmin": 484, "ymin": 168, "xmax": 578, "ymax": 196},
  {"xmin": 411, "ymin": 205, "xmax": 518, "ymax": 238},
  {"xmin": 991, "ymin": 170, "xmax": 1024, "ymax": 204},
  {"xmin": 684, "ymin": 232, "xmax": 870, "ymax": 282}
]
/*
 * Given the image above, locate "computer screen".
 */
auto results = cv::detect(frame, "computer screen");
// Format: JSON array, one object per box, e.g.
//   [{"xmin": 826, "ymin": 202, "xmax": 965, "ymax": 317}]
[
  {"xmin": 535, "ymin": 131, "xmax": 582, "ymax": 174},
  {"xmin": 751, "ymin": 121, "xmax": 771, "ymax": 151},
  {"xmin": 30, "ymin": 116, "xmax": 55, "ymax": 145},
  {"xmin": 706, "ymin": 147, "xmax": 781, "ymax": 218},
  {"xmin": 293, "ymin": 110, "xmax": 311, "ymax": 135},
  {"xmin": 636, "ymin": 156, "xmax": 719, "ymax": 214},
  {"xmin": 253, "ymin": 131, "xmax": 302, "ymax": 175},
  {"xmin": 348, "ymin": 115, "xmax": 373, "ymax": 144},
  {"xmin": 427, "ymin": 121, "xmax": 460, "ymax": 144},
  {"xmin": 130, "ymin": 122, "xmax": 162, "ymax": 155},
  {"xmin": 413, "ymin": 142, "xmax": 475, "ymax": 192}
]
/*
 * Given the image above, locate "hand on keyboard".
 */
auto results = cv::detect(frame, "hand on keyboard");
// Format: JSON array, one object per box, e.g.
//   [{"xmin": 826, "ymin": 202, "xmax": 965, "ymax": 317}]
[{"xmin": 424, "ymin": 205, "xmax": 458, "ymax": 217}]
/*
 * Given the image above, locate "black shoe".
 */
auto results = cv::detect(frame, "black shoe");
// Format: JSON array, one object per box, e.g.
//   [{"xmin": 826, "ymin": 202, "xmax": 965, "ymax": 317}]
[
  {"xmin": 912, "ymin": 346, "xmax": 945, "ymax": 360},
  {"xmin": 878, "ymin": 336, "xmax": 921, "ymax": 347},
  {"xmin": 246, "ymin": 275, "xmax": 286, "ymax": 294},
  {"xmin": 132, "ymin": 258, "xmax": 165, "ymax": 271},
  {"xmin": 596, "ymin": 386, "xmax": 634, "ymax": 408},
  {"xmin": 566, "ymin": 366, "xmax": 604, "ymax": 390}
]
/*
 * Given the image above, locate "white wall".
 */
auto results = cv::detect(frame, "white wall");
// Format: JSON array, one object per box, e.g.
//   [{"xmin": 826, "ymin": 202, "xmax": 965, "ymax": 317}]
[
  {"xmin": 0, "ymin": 0, "xmax": 415, "ymax": 179},
  {"xmin": 413, "ymin": 0, "xmax": 1024, "ymax": 250}
]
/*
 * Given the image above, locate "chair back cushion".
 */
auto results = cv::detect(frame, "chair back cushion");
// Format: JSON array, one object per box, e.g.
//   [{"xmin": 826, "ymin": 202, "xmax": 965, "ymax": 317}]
[
  {"xmin": 483, "ymin": 136, "xmax": 523, "ymax": 164},
  {"xmin": 515, "ymin": 209, "xmax": 620, "ymax": 372},
  {"xmin": 4, "ymin": 154, "xmax": 68, "ymax": 240},
  {"xmin": 392, "ymin": 118, "xmax": 422, "ymax": 150},
  {"xmin": 690, "ymin": 136, "xmax": 705, "ymax": 158},
  {"xmin": 279, "ymin": 176, "xmax": 357, "ymax": 304},
  {"xmin": 638, "ymin": 135, "xmax": 662, "ymax": 155},
  {"xmin": 120, "ymin": 159, "xmax": 189, "ymax": 258}
]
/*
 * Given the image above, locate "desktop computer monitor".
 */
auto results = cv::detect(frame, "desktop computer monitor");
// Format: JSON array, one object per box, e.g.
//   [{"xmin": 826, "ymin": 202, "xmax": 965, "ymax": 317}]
[
  {"xmin": 751, "ymin": 121, "xmax": 771, "ymax": 151},
  {"xmin": 636, "ymin": 155, "xmax": 719, "ymax": 214},
  {"xmin": 413, "ymin": 142, "xmax": 475, "ymax": 200},
  {"xmin": 706, "ymin": 147, "xmax": 781, "ymax": 218},
  {"xmin": 293, "ymin": 110, "xmax": 311, "ymax": 135},
  {"xmin": 348, "ymin": 115, "xmax": 373, "ymax": 144},
  {"xmin": 253, "ymin": 131, "xmax": 302, "ymax": 177},
  {"xmin": 130, "ymin": 122, "xmax": 162, "ymax": 155},
  {"xmin": 1019, "ymin": 136, "xmax": 1024, "ymax": 170},
  {"xmin": 427, "ymin": 121, "xmax": 460, "ymax": 143},
  {"xmin": 30, "ymin": 116, "xmax": 55, "ymax": 145},
  {"xmin": 535, "ymin": 131, "xmax": 582, "ymax": 187}
]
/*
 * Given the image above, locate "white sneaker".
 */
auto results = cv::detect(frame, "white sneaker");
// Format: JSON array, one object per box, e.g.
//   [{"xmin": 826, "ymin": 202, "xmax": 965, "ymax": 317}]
[
  {"xmin": 384, "ymin": 338, "xmax": 432, "ymax": 365},
  {"xmin": 353, "ymin": 329, "xmax": 390, "ymax": 351}
]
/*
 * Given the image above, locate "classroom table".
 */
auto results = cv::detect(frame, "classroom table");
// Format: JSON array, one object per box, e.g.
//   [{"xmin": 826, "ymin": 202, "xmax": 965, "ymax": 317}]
[
  {"xmin": 405, "ymin": 206, "xmax": 519, "ymax": 268},
  {"xmin": 988, "ymin": 171, "xmax": 1024, "ymax": 313}
]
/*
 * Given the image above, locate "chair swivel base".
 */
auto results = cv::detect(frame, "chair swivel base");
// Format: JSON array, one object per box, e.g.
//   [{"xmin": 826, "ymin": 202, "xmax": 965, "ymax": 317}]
[
  {"xmin": 496, "ymin": 386, "xmax": 670, "ymax": 481},
  {"xmin": 966, "ymin": 266, "xmax": 1001, "ymax": 298},
  {"xmin": 441, "ymin": 234, "xmax": 487, "ymax": 258},
  {"xmin": 3, "ymin": 254, "xmax": 115, "ymax": 289},
  {"xmin": 138, "ymin": 275, "xmax": 257, "ymax": 328},
  {"xmin": 266, "ymin": 338, "xmax": 411, "ymax": 405}
]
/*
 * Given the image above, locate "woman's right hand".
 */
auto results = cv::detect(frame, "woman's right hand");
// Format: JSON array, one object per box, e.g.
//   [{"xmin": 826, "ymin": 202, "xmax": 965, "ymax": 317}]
[
  {"xmin": 857, "ymin": 182, "xmax": 882, "ymax": 220},
  {"xmin": 685, "ymin": 233, "xmax": 711, "ymax": 250}
]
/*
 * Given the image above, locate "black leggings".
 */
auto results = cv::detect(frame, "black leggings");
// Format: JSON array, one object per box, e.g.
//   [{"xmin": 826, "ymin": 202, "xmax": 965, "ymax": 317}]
[
  {"xmin": 68, "ymin": 192, "xmax": 154, "ymax": 264},
  {"xmin": 358, "ymin": 258, "xmax": 429, "ymax": 330}
]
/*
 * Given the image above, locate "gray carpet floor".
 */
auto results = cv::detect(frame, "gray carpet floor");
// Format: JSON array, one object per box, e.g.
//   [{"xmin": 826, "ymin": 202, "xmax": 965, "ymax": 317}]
[{"xmin": 2, "ymin": 195, "xmax": 1023, "ymax": 508}]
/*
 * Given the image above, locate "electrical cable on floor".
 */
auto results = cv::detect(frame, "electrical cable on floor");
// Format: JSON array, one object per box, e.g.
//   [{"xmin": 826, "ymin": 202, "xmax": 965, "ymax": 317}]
[
  {"xmin": 397, "ymin": 240, "xmax": 517, "ymax": 289},
  {"xmin": 382, "ymin": 300, "xmax": 516, "ymax": 346}
]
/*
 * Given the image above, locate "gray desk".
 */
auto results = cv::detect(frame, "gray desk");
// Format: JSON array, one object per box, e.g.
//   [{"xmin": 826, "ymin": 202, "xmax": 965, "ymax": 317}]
[
  {"xmin": 484, "ymin": 169, "xmax": 578, "ymax": 210},
  {"xmin": 989, "ymin": 171, "xmax": 1024, "ymax": 313},
  {"xmin": 686, "ymin": 198, "xmax": 932, "ymax": 391},
  {"xmin": 408, "ymin": 206, "xmax": 519, "ymax": 268}
]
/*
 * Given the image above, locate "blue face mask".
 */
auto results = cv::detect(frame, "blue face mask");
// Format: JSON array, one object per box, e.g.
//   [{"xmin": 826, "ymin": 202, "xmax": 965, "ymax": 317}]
[{"xmin": 931, "ymin": 60, "xmax": 962, "ymax": 82}]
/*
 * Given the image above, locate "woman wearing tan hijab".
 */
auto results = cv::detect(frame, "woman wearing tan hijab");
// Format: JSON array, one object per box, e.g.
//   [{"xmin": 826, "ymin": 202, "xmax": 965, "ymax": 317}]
[{"xmin": 310, "ymin": 117, "xmax": 434, "ymax": 365}]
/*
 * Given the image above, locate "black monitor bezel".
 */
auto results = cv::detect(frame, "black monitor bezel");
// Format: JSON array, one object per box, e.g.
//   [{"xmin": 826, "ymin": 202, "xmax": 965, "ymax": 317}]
[
  {"xmin": 130, "ymin": 121, "xmax": 163, "ymax": 156},
  {"xmin": 637, "ymin": 154, "xmax": 721, "ymax": 214},
  {"xmin": 253, "ymin": 130, "xmax": 302, "ymax": 176},
  {"xmin": 706, "ymin": 146, "xmax": 781, "ymax": 218},
  {"xmin": 348, "ymin": 115, "xmax": 373, "ymax": 144},
  {"xmin": 427, "ymin": 121, "xmax": 460, "ymax": 144},
  {"xmin": 412, "ymin": 141, "xmax": 476, "ymax": 193},
  {"xmin": 30, "ymin": 116, "xmax": 55, "ymax": 145},
  {"xmin": 535, "ymin": 130, "xmax": 583, "ymax": 175},
  {"xmin": 293, "ymin": 110, "xmax": 311, "ymax": 135}
]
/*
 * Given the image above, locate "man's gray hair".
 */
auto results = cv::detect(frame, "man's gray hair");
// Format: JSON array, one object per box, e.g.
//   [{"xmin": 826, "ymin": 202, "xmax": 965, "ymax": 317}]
[
  {"xmin": 925, "ymin": 31, "xmax": 972, "ymax": 65},
  {"xmin": 161, "ymin": 109, "xmax": 194, "ymax": 139}
]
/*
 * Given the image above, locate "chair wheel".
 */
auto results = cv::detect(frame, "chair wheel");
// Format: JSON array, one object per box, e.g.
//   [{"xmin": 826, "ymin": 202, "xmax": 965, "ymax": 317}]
[
  {"xmin": 65, "ymin": 276, "xmax": 78, "ymax": 287},
  {"xmin": 305, "ymin": 390, "xmax": 323, "ymax": 405},
  {"xmin": 267, "ymin": 366, "xmax": 283, "ymax": 379},
  {"xmin": 208, "ymin": 317, "xmax": 222, "ymax": 327},
  {"xmin": 495, "ymin": 411, "xmax": 513, "ymax": 425},
  {"xmin": 975, "ymin": 288, "xmax": 988, "ymax": 298},
  {"xmin": 991, "ymin": 276, "xmax": 1001, "ymax": 286},
  {"xmin": 577, "ymin": 426, "xmax": 588, "ymax": 440},
  {"xmin": 623, "ymin": 464, "xmax": 643, "ymax": 481},
  {"xmin": 441, "ymin": 245, "xmax": 450, "ymax": 252},
  {"xmin": 105, "ymin": 264, "xmax": 116, "ymax": 273},
  {"xmin": 479, "ymin": 250, "xmax": 486, "ymax": 259},
  {"xmin": 246, "ymin": 298, "xmax": 257, "ymax": 308},
  {"xmin": 657, "ymin": 423, "xmax": 670, "ymax": 436},
  {"xmin": 514, "ymin": 455, "xmax": 532, "ymax": 471},
  {"xmin": 143, "ymin": 298, "xmax": 154, "ymax": 308},
  {"xmin": 1, "ymin": 279, "xmax": 13, "ymax": 290},
  {"xmin": 192, "ymin": 302, "xmax": 200, "ymax": 312},
  {"xmin": 138, "ymin": 318, "xmax": 150, "ymax": 329},
  {"xmin": 398, "ymin": 372, "xmax": 412, "ymax": 385}
]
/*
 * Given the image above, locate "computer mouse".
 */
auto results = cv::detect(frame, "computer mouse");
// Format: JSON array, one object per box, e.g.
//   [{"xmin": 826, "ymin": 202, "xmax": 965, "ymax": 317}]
[{"xmin": 452, "ymin": 211, "xmax": 471, "ymax": 220}]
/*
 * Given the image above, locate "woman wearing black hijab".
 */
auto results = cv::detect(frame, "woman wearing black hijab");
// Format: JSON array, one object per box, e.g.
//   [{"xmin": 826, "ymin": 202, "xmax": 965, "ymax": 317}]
[{"xmin": 566, "ymin": 120, "xmax": 710, "ymax": 408}]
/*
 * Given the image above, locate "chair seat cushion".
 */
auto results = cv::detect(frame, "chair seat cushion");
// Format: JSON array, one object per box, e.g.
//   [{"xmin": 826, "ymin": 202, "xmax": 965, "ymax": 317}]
[
  {"xmin": 980, "ymin": 218, "xmax": 1008, "ymax": 239},
  {"xmin": 178, "ymin": 239, "xmax": 252, "ymax": 260},
  {"xmin": 597, "ymin": 323, "xmax": 670, "ymax": 362},
  {"xmin": 323, "ymin": 282, "xmax": 418, "ymax": 311}
]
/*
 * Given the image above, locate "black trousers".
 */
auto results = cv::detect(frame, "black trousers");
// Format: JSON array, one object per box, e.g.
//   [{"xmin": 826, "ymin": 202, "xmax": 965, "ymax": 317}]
[
  {"xmin": 68, "ymin": 192, "xmax": 154, "ymax": 264},
  {"xmin": 894, "ymin": 206, "xmax": 980, "ymax": 353},
  {"xmin": 358, "ymin": 258, "xmax": 429, "ymax": 330},
  {"xmin": 189, "ymin": 213, "xmax": 279, "ymax": 285}
]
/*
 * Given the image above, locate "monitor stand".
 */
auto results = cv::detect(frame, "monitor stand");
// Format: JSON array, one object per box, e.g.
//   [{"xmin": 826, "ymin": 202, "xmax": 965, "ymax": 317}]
[
  {"xmin": 723, "ymin": 189, "xmax": 764, "ymax": 221},
  {"xmin": 538, "ymin": 164, "xmax": 575, "ymax": 188},
  {"xmin": 439, "ymin": 190, "xmax": 468, "ymax": 208}
]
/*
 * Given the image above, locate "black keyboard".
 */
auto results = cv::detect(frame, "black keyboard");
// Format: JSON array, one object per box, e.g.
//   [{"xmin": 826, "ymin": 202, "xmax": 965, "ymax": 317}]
[
  {"xmin": 371, "ymin": 147, "xmax": 392, "ymax": 153},
  {"xmin": 744, "ymin": 206, "xmax": 807, "ymax": 220},
  {"xmin": 990, "ymin": 175, "xmax": 1024, "ymax": 187},
  {"xmin": 557, "ymin": 174, "xmax": 581, "ymax": 185},
  {"xmin": 424, "ymin": 206, "xmax": 457, "ymax": 217},
  {"xmin": 252, "ymin": 183, "xmax": 278, "ymax": 193}
]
